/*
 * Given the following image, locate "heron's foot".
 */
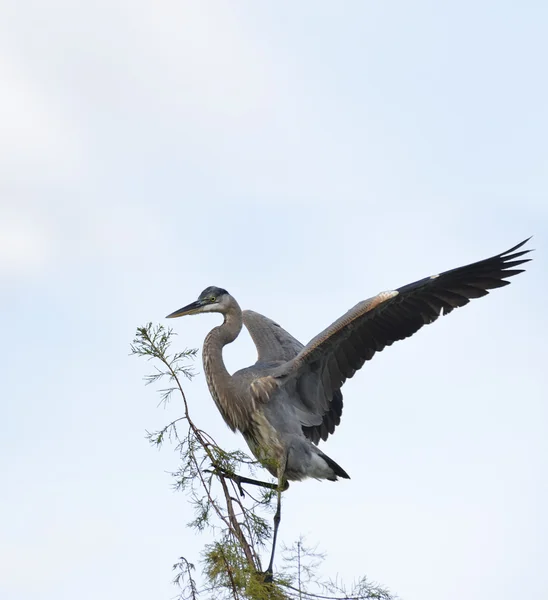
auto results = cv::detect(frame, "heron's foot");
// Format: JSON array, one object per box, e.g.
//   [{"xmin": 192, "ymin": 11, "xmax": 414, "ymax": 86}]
[
  {"xmin": 203, "ymin": 466, "xmax": 246, "ymax": 497},
  {"xmin": 259, "ymin": 568, "xmax": 273, "ymax": 584},
  {"xmin": 228, "ymin": 473, "xmax": 245, "ymax": 498}
]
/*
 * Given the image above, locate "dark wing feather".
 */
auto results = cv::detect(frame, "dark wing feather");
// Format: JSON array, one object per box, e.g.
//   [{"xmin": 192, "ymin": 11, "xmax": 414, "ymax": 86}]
[{"xmin": 273, "ymin": 238, "xmax": 532, "ymax": 439}]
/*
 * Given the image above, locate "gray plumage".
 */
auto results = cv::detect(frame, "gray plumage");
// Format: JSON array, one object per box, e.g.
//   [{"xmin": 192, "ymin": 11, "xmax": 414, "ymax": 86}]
[{"xmin": 166, "ymin": 239, "xmax": 532, "ymax": 485}]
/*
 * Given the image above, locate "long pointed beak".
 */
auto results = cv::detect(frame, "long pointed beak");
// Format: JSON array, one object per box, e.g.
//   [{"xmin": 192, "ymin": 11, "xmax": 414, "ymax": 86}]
[{"xmin": 165, "ymin": 300, "xmax": 203, "ymax": 319}]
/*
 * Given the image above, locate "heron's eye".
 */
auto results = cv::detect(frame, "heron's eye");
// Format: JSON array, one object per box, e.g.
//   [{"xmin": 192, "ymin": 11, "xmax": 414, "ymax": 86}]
[{"xmin": 209, "ymin": 296, "xmax": 216, "ymax": 303}]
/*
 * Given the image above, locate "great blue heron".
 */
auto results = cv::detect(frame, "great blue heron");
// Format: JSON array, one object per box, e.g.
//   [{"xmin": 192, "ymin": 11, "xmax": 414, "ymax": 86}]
[{"xmin": 166, "ymin": 238, "xmax": 531, "ymax": 576}]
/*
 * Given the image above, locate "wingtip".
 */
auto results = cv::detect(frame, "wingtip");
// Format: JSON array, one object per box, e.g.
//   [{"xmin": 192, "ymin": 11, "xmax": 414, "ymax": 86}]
[
  {"xmin": 522, "ymin": 235, "xmax": 535, "ymax": 253},
  {"xmin": 505, "ymin": 236, "xmax": 534, "ymax": 254}
]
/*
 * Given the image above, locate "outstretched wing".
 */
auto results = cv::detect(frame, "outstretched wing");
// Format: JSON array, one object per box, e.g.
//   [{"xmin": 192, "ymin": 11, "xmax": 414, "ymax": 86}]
[
  {"xmin": 243, "ymin": 309, "xmax": 344, "ymax": 445},
  {"xmin": 268, "ymin": 238, "xmax": 532, "ymax": 440}
]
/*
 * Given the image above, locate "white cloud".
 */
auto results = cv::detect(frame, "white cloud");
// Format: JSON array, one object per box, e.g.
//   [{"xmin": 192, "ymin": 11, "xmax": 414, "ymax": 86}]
[
  {"xmin": 124, "ymin": 1, "xmax": 277, "ymax": 120},
  {"xmin": 0, "ymin": 55, "xmax": 85, "ymax": 183},
  {"xmin": 0, "ymin": 214, "xmax": 53, "ymax": 275}
]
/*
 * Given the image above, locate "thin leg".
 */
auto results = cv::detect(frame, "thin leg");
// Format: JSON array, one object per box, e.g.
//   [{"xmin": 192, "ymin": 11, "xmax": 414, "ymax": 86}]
[
  {"xmin": 203, "ymin": 466, "xmax": 288, "ymax": 497},
  {"xmin": 263, "ymin": 485, "xmax": 282, "ymax": 581},
  {"xmin": 263, "ymin": 459, "xmax": 287, "ymax": 582}
]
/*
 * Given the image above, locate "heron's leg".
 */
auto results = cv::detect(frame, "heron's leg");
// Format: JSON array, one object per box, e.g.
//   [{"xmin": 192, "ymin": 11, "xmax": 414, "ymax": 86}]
[
  {"xmin": 263, "ymin": 485, "xmax": 282, "ymax": 580},
  {"xmin": 263, "ymin": 459, "xmax": 287, "ymax": 580},
  {"xmin": 204, "ymin": 466, "xmax": 288, "ymax": 497}
]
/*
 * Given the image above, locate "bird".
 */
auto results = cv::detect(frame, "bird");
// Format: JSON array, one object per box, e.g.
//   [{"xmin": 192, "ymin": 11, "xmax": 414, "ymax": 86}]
[{"xmin": 166, "ymin": 237, "xmax": 532, "ymax": 575}]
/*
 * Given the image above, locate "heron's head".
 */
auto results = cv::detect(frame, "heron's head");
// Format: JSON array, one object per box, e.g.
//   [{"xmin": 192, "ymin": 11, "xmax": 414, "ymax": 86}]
[{"xmin": 166, "ymin": 286, "xmax": 231, "ymax": 319}]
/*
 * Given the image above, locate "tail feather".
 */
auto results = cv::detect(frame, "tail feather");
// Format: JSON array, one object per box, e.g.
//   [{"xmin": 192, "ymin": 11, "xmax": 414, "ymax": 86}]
[{"xmin": 319, "ymin": 450, "xmax": 350, "ymax": 481}]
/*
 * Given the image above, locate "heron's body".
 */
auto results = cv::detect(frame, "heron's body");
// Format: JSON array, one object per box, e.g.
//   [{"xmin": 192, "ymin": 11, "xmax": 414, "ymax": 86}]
[
  {"xmin": 240, "ymin": 369, "xmax": 348, "ymax": 482},
  {"xmin": 167, "ymin": 239, "xmax": 532, "ymax": 485},
  {"xmin": 201, "ymin": 304, "xmax": 348, "ymax": 481}
]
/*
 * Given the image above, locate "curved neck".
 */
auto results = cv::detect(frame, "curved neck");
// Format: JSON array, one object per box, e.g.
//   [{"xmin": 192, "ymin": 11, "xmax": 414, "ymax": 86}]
[
  {"xmin": 217, "ymin": 303, "xmax": 243, "ymax": 347},
  {"xmin": 203, "ymin": 302, "xmax": 247, "ymax": 431}
]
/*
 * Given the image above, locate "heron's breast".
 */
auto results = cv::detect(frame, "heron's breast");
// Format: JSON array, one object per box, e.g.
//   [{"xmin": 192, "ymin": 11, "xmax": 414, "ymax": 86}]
[{"xmin": 243, "ymin": 410, "xmax": 285, "ymax": 475}]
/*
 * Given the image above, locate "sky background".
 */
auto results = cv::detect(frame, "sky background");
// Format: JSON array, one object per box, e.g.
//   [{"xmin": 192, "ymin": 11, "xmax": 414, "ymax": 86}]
[{"xmin": 1, "ymin": 2, "xmax": 547, "ymax": 599}]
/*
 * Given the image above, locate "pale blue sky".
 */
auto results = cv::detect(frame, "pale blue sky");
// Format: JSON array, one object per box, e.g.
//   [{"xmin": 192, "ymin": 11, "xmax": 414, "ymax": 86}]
[{"xmin": 1, "ymin": 2, "xmax": 547, "ymax": 600}]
